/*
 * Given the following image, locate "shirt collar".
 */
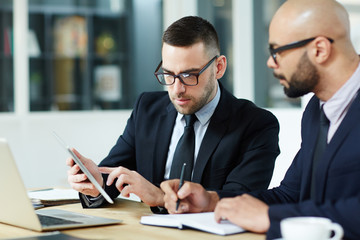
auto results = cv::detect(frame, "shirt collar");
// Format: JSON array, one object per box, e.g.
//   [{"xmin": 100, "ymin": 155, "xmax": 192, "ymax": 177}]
[
  {"xmin": 322, "ymin": 62, "xmax": 360, "ymax": 123},
  {"xmin": 177, "ymin": 81, "xmax": 221, "ymax": 125}
]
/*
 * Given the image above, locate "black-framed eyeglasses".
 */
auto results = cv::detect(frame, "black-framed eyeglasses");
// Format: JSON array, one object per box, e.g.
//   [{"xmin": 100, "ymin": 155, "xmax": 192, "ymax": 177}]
[
  {"xmin": 269, "ymin": 37, "xmax": 334, "ymax": 64},
  {"xmin": 154, "ymin": 55, "xmax": 219, "ymax": 86}
]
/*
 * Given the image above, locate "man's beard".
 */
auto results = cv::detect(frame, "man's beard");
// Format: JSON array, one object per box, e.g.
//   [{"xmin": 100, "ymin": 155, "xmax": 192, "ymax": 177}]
[
  {"xmin": 275, "ymin": 52, "xmax": 320, "ymax": 98},
  {"xmin": 171, "ymin": 71, "xmax": 216, "ymax": 115}
]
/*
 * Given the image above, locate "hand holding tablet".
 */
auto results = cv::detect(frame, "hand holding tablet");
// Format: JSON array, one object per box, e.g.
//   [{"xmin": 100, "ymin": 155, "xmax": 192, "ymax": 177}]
[{"xmin": 54, "ymin": 132, "xmax": 114, "ymax": 204}]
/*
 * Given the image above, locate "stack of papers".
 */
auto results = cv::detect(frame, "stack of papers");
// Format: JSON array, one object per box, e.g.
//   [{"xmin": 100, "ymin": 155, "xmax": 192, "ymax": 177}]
[
  {"xmin": 28, "ymin": 188, "xmax": 80, "ymax": 207},
  {"xmin": 140, "ymin": 212, "xmax": 245, "ymax": 235},
  {"xmin": 28, "ymin": 188, "xmax": 141, "ymax": 208}
]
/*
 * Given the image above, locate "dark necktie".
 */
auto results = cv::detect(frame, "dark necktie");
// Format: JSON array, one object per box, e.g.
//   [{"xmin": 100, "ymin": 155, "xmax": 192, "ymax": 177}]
[
  {"xmin": 169, "ymin": 114, "xmax": 197, "ymax": 181},
  {"xmin": 311, "ymin": 106, "xmax": 330, "ymax": 198}
]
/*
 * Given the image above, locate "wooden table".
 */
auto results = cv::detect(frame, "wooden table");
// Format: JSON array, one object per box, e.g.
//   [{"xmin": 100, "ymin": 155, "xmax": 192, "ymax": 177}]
[{"xmin": 0, "ymin": 199, "xmax": 265, "ymax": 240}]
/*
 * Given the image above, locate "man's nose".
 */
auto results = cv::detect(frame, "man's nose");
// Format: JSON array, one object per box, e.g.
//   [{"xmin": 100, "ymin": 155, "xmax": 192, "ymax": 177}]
[
  {"xmin": 173, "ymin": 77, "xmax": 186, "ymax": 94},
  {"xmin": 267, "ymin": 56, "xmax": 278, "ymax": 69}
]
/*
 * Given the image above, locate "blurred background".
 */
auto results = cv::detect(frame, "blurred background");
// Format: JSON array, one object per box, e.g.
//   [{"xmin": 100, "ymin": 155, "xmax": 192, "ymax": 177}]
[{"xmin": 0, "ymin": 0, "xmax": 359, "ymax": 189}]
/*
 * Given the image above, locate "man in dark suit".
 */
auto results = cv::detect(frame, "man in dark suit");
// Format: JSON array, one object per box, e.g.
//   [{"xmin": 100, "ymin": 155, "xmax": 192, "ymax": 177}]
[
  {"xmin": 66, "ymin": 16, "xmax": 280, "ymax": 210},
  {"xmin": 161, "ymin": 1, "xmax": 360, "ymax": 239}
]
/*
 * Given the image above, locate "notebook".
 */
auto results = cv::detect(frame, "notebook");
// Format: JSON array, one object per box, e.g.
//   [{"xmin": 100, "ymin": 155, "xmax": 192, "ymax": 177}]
[
  {"xmin": 140, "ymin": 212, "xmax": 245, "ymax": 236},
  {"xmin": 0, "ymin": 138, "xmax": 121, "ymax": 231}
]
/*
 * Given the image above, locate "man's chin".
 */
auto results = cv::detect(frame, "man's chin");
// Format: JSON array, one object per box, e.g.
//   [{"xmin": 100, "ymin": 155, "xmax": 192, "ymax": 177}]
[
  {"xmin": 173, "ymin": 104, "xmax": 197, "ymax": 115},
  {"xmin": 173, "ymin": 105, "xmax": 189, "ymax": 115},
  {"xmin": 284, "ymin": 87, "xmax": 308, "ymax": 98},
  {"xmin": 283, "ymin": 87, "xmax": 294, "ymax": 98}
]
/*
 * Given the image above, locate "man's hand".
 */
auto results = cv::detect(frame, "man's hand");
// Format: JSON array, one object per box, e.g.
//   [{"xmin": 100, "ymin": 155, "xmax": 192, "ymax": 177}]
[
  {"xmin": 214, "ymin": 194, "xmax": 270, "ymax": 233},
  {"xmin": 160, "ymin": 180, "xmax": 219, "ymax": 214},
  {"xmin": 66, "ymin": 148, "xmax": 103, "ymax": 197},
  {"xmin": 99, "ymin": 166, "xmax": 164, "ymax": 207}
]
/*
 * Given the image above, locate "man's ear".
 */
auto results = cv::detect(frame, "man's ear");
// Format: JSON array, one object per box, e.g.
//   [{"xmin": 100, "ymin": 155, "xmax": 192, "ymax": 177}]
[
  {"xmin": 215, "ymin": 55, "xmax": 227, "ymax": 79},
  {"xmin": 311, "ymin": 37, "xmax": 333, "ymax": 64}
]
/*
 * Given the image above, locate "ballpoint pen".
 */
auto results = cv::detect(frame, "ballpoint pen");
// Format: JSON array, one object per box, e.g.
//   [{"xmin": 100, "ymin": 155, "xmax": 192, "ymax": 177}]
[{"xmin": 176, "ymin": 163, "xmax": 186, "ymax": 211}]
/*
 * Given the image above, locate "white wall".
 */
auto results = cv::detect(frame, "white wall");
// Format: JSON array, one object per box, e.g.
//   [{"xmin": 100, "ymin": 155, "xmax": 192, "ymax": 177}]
[
  {"xmin": 268, "ymin": 109, "xmax": 302, "ymax": 188},
  {"xmin": 0, "ymin": 111, "xmax": 131, "ymax": 188},
  {"xmin": 0, "ymin": 108, "xmax": 302, "ymax": 189}
]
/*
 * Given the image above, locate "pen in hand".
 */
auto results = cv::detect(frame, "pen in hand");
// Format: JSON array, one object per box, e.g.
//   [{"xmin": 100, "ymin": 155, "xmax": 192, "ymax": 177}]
[{"xmin": 176, "ymin": 163, "xmax": 186, "ymax": 212}]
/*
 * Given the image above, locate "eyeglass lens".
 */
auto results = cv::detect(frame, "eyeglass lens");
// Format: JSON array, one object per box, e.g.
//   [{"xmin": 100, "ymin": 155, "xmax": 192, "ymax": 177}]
[{"xmin": 157, "ymin": 73, "xmax": 198, "ymax": 86}]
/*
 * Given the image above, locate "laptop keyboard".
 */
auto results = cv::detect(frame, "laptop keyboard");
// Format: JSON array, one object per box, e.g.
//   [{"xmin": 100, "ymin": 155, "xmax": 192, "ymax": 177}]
[{"xmin": 37, "ymin": 214, "xmax": 82, "ymax": 226}]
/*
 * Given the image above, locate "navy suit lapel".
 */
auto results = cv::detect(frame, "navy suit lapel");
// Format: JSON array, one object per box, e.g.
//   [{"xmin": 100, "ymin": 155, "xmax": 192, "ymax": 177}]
[
  {"xmin": 192, "ymin": 86, "xmax": 231, "ymax": 183},
  {"xmin": 299, "ymin": 97, "xmax": 321, "ymax": 200},
  {"xmin": 192, "ymin": 117, "xmax": 228, "ymax": 183},
  {"xmin": 314, "ymin": 92, "xmax": 360, "ymax": 201},
  {"xmin": 152, "ymin": 103, "xmax": 177, "ymax": 185}
]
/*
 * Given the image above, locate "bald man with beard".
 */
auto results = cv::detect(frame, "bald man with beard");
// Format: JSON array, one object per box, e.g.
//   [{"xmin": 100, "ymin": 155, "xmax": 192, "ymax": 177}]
[{"xmin": 160, "ymin": 0, "xmax": 360, "ymax": 239}]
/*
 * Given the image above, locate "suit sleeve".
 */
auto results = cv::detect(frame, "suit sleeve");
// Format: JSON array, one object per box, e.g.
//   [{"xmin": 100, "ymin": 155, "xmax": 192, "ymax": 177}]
[
  {"xmin": 217, "ymin": 108, "xmax": 280, "ymax": 196},
  {"xmin": 252, "ymin": 149, "xmax": 360, "ymax": 239},
  {"xmin": 249, "ymin": 150, "xmax": 302, "ymax": 204},
  {"xmin": 249, "ymin": 121, "xmax": 360, "ymax": 240},
  {"xmin": 265, "ymin": 195, "xmax": 360, "ymax": 239}
]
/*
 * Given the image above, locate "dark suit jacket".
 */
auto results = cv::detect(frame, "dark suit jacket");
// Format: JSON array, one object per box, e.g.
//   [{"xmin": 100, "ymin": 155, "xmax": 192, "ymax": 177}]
[
  {"xmin": 94, "ymin": 82, "xmax": 280, "ymax": 205},
  {"xmin": 251, "ymin": 94, "xmax": 360, "ymax": 240}
]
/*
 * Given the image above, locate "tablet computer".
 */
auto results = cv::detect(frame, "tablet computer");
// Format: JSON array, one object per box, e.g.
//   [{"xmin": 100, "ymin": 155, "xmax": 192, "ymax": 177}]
[{"xmin": 53, "ymin": 132, "xmax": 114, "ymax": 204}]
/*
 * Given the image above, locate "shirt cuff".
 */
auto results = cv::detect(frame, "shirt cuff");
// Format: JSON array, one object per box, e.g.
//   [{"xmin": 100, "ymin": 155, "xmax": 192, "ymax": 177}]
[
  {"xmin": 79, "ymin": 192, "xmax": 106, "ymax": 208},
  {"xmin": 150, "ymin": 206, "xmax": 168, "ymax": 214}
]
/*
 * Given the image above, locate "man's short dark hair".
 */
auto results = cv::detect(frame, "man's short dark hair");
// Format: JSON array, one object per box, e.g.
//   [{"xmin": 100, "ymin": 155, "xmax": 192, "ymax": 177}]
[{"xmin": 162, "ymin": 16, "xmax": 220, "ymax": 55}]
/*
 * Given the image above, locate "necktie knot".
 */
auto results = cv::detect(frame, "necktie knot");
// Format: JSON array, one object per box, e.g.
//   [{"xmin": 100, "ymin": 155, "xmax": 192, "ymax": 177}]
[
  {"xmin": 320, "ymin": 108, "xmax": 329, "ymax": 126},
  {"xmin": 184, "ymin": 114, "xmax": 197, "ymax": 127}
]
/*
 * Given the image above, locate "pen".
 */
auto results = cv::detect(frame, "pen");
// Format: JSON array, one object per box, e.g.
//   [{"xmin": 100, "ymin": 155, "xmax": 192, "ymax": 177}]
[{"xmin": 176, "ymin": 163, "xmax": 186, "ymax": 211}]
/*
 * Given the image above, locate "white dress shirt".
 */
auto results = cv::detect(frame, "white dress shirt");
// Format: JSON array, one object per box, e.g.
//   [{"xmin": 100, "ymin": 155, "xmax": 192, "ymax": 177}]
[
  {"xmin": 322, "ymin": 62, "xmax": 360, "ymax": 143},
  {"xmin": 164, "ymin": 82, "xmax": 221, "ymax": 179}
]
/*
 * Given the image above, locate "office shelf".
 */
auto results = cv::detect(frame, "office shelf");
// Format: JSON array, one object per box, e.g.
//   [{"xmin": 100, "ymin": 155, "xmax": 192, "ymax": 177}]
[
  {"xmin": 28, "ymin": 1, "xmax": 131, "ymax": 111},
  {"xmin": 0, "ymin": 0, "xmax": 163, "ymax": 113}
]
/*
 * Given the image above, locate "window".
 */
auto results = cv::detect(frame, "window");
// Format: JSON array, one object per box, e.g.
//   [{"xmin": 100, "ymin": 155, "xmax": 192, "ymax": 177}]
[{"xmin": 198, "ymin": 0, "xmax": 233, "ymax": 93}]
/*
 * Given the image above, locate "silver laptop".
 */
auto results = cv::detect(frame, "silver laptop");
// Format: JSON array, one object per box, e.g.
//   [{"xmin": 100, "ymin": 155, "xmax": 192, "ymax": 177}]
[{"xmin": 0, "ymin": 138, "xmax": 121, "ymax": 231}]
